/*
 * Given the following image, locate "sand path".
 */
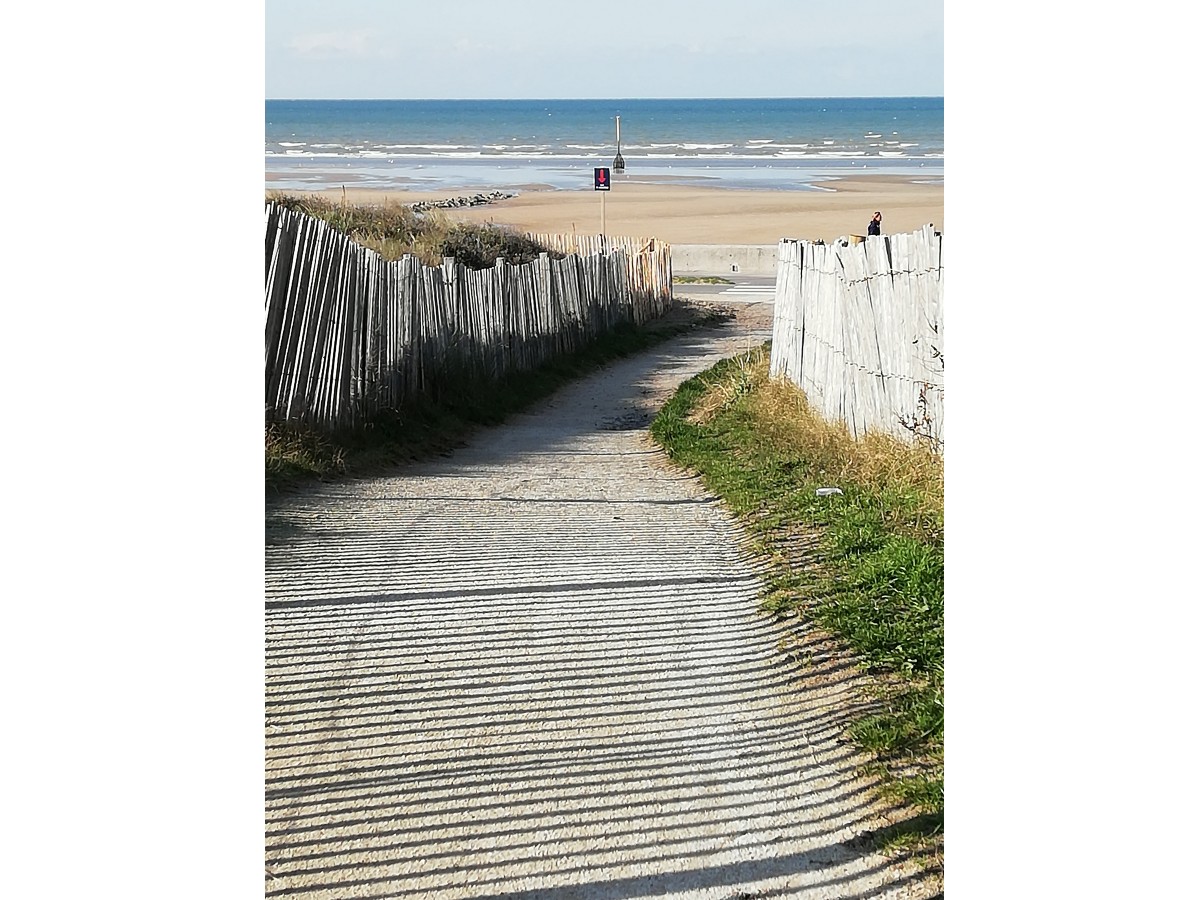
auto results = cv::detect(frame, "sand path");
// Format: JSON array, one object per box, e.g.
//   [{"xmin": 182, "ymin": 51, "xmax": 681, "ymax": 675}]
[{"xmin": 264, "ymin": 303, "xmax": 931, "ymax": 899}]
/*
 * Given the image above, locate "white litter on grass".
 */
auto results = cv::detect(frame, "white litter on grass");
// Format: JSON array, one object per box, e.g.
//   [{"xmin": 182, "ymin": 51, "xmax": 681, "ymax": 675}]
[{"xmin": 815, "ymin": 487, "xmax": 844, "ymax": 497}]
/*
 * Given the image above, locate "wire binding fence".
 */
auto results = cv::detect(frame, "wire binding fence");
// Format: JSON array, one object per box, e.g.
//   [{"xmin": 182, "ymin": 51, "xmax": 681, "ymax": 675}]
[{"xmin": 769, "ymin": 226, "xmax": 944, "ymax": 450}]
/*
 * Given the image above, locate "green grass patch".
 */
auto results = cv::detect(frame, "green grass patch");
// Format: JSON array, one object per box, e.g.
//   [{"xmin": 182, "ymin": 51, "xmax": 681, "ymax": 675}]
[
  {"xmin": 672, "ymin": 276, "xmax": 735, "ymax": 285},
  {"xmin": 267, "ymin": 302, "xmax": 731, "ymax": 493},
  {"xmin": 650, "ymin": 345, "xmax": 943, "ymax": 876}
]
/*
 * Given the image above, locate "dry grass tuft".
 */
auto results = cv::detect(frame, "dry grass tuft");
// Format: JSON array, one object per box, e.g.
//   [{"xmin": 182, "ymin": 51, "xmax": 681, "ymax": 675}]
[
  {"xmin": 265, "ymin": 422, "xmax": 346, "ymax": 485},
  {"xmin": 754, "ymin": 357, "xmax": 942, "ymax": 533},
  {"xmin": 687, "ymin": 346, "xmax": 772, "ymax": 425},
  {"xmin": 686, "ymin": 349, "xmax": 942, "ymax": 538},
  {"xmin": 265, "ymin": 191, "xmax": 560, "ymax": 268}
]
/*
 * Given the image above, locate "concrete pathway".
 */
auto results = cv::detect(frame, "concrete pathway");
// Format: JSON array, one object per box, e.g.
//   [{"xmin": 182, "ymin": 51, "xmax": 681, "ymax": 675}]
[{"xmin": 265, "ymin": 304, "xmax": 931, "ymax": 899}]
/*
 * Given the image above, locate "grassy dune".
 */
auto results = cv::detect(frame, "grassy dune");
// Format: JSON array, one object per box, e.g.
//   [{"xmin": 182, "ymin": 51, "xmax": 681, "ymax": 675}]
[{"xmin": 266, "ymin": 191, "xmax": 562, "ymax": 268}]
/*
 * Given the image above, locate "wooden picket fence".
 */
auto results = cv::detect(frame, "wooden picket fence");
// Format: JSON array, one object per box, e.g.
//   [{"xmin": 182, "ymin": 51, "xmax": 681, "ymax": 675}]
[
  {"xmin": 527, "ymin": 233, "xmax": 673, "ymax": 320},
  {"xmin": 265, "ymin": 203, "xmax": 673, "ymax": 430},
  {"xmin": 769, "ymin": 226, "xmax": 944, "ymax": 449}
]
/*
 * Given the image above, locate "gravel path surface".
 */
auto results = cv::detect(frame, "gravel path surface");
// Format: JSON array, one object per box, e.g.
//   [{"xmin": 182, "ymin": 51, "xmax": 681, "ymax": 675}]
[{"xmin": 265, "ymin": 304, "xmax": 931, "ymax": 899}]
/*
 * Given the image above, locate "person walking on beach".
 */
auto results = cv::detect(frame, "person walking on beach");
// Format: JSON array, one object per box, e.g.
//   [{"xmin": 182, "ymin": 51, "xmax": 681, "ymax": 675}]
[{"xmin": 868, "ymin": 211, "xmax": 882, "ymax": 236}]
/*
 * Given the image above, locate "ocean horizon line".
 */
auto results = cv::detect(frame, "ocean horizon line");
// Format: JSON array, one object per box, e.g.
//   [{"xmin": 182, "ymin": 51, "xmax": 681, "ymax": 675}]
[{"xmin": 266, "ymin": 95, "xmax": 945, "ymax": 103}]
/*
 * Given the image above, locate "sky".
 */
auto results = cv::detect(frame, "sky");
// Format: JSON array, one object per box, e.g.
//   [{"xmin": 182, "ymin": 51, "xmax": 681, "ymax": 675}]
[{"xmin": 265, "ymin": 0, "xmax": 943, "ymax": 99}]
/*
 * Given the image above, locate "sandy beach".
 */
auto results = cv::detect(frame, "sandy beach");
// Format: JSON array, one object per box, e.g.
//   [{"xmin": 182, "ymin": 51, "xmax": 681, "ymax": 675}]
[{"xmin": 268, "ymin": 176, "xmax": 943, "ymax": 246}]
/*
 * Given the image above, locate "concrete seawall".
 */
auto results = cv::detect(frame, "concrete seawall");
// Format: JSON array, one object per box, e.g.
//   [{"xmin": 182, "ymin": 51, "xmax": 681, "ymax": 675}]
[{"xmin": 671, "ymin": 244, "xmax": 779, "ymax": 278}]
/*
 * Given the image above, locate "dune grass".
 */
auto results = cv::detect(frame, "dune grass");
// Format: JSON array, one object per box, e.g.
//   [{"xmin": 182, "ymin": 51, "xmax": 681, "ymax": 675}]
[
  {"xmin": 266, "ymin": 191, "xmax": 561, "ymax": 268},
  {"xmin": 650, "ymin": 345, "xmax": 943, "ymax": 876}
]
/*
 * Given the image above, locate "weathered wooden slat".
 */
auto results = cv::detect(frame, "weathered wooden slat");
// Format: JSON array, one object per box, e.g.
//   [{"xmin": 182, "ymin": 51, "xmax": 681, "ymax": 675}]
[
  {"xmin": 268, "ymin": 210, "xmax": 321, "ymax": 419},
  {"xmin": 768, "ymin": 228, "xmax": 944, "ymax": 449},
  {"xmin": 264, "ymin": 204, "xmax": 677, "ymax": 432}
]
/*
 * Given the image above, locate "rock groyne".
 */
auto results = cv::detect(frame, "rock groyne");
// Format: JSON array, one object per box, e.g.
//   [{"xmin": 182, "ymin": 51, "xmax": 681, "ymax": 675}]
[{"xmin": 410, "ymin": 191, "xmax": 515, "ymax": 213}]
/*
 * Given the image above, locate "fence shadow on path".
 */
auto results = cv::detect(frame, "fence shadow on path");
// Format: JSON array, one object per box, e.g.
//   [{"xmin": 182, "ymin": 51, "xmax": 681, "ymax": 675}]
[{"xmin": 265, "ymin": 317, "xmax": 931, "ymax": 899}]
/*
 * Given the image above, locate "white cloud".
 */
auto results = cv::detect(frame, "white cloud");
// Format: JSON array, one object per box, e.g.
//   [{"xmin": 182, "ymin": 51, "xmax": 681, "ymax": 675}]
[
  {"xmin": 266, "ymin": 0, "xmax": 943, "ymax": 98},
  {"xmin": 452, "ymin": 38, "xmax": 486, "ymax": 54},
  {"xmin": 286, "ymin": 30, "xmax": 374, "ymax": 60}
]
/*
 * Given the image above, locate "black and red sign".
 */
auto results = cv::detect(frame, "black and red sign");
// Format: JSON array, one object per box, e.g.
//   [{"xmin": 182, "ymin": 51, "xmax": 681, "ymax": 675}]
[{"xmin": 593, "ymin": 167, "xmax": 611, "ymax": 191}]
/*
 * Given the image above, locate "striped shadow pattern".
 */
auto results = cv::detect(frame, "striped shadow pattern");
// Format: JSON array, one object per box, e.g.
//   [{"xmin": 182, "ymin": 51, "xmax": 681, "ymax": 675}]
[{"xmin": 266, "ymin": 328, "xmax": 931, "ymax": 899}]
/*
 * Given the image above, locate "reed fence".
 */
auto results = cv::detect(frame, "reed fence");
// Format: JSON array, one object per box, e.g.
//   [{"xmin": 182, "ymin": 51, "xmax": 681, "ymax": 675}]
[
  {"xmin": 265, "ymin": 204, "xmax": 673, "ymax": 431},
  {"xmin": 769, "ymin": 226, "xmax": 944, "ymax": 449}
]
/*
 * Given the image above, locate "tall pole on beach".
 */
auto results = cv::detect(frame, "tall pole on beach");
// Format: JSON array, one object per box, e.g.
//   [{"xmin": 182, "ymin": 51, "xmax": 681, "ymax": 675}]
[{"xmin": 613, "ymin": 116, "xmax": 625, "ymax": 172}]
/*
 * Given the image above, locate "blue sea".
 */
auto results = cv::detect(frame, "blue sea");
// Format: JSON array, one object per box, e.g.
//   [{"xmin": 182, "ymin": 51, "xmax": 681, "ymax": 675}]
[{"xmin": 265, "ymin": 98, "xmax": 943, "ymax": 193}]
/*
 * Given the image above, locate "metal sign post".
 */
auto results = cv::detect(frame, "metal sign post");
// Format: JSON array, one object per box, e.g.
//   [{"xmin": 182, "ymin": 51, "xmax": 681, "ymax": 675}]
[{"xmin": 594, "ymin": 167, "xmax": 610, "ymax": 236}]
